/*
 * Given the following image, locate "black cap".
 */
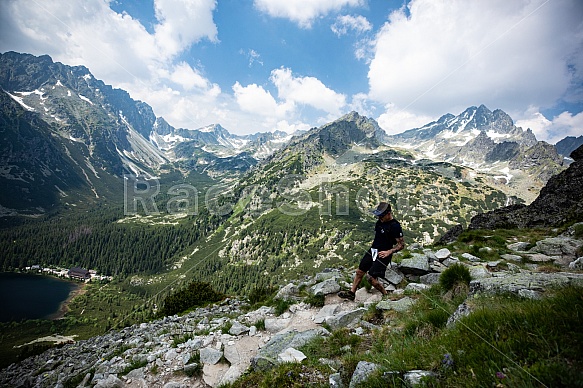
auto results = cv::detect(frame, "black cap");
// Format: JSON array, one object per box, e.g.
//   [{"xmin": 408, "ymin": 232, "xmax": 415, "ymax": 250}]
[{"xmin": 372, "ymin": 202, "xmax": 391, "ymax": 216}]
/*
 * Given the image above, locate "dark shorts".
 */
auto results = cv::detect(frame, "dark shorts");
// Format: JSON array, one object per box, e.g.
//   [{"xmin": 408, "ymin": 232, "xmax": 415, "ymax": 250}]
[{"xmin": 358, "ymin": 249, "xmax": 391, "ymax": 279}]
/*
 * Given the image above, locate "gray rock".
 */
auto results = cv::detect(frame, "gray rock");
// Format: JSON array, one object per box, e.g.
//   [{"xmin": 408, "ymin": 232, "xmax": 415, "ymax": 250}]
[
  {"xmin": 265, "ymin": 318, "xmax": 291, "ymax": 333},
  {"xmin": 376, "ymin": 296, "xmax": 415, "ymax": 312},
  {"xmin": 461, "ymin": 253, "xmax": 481, "ymax": 262},
  {"xmin": 507, "ymin": 242, "xmax": 530, "ymax": 251},
  {"xmin": 403, "ymin": 370, "xmax": 437, "ymax": 386},
  {"xmin": 569, "ymin": 257, "xmax": 583, "ymax": 269},
  {"xmin": 435, "ymin": 248, "xmax": 451, "ymax": 261},
  {"xmin": 314, "ymin": 304, "xmax": 340, "ymax": 324},
  {"xmin": 163, "ymin": 382, "xmax": 190, "ymax": 388},
  {"xmin": 349, "ymin": 361, "xmax": 380, "ymax": 388},
  {"xmin": 277, "ymin": 347, "xmax": 306, "ymax": 363},
  {"xmin": 229, "ymin": 321, "xmax": 250, "ymax": 336},
  {"xmin": 468, "ymin": 265, "xmax": 491, "ymax": 279},
  {"xmin": 446, "ymin": 302, "xmax": 472, "ymax": 327},
  {"xmin": 164, "ymin": 348, "xmax": 178, "ymax": 361},
  {"xmin": 315, "ymin": 270, "xmax": 342, "ymax": 282},
  {"xmin": 311, "ymin": 278, "xmax": 341, "ymax": 296},
  {"xmin": 94, "ymin": 375, "xmax": 124, "ymax": 388},
  {"xmin": 399, "ymin": 256, "xmax": 430, "ymax": 276},
  {"xmin": 275, "ymin": 283, "xmax": 299, "ymax": 300},
  {"xmin": 326, "ymin": 308, "xmax": 367, "ymax": 330},
  {"xmin": 470, "ymin": 272, "xmax": 583, "ymax": 296},
  {"xmin": 525, "ymin": 253, "xmax": 554, "ymax": 262},
  {"xmin": 423, "ymin": 249, "xmax": 438, "ymax": 262},
  {"xmin": 251, "ymin": 328, "xmax": 329, "ymax": 371},
  {"xmin": 183, "ymin": 362, "xmax": 200, "ymax": 375},
  {"xmin": 384, "ymin": 268, "xmax": 405, "ymax": 285},
  {"xmin": 518, "ymin": 289, "xmax": 542, "ymax": 299},
  {"xmin": 419, "ymin": 273, "xmax": 440, "ymax": 285},
  {"xmin": 329, "ymin": 372, "xmax": 343, "ymax": 388},
  {"xmin": 442, "ymin": 257, "xmax": 460, "ymax": 267},
  {"xmin": 200, "ymin": 347, "xmax": 223, "ymax": 365},
  {"xmin": 405, "ymin": 283, "xmax": 430, "ymax": 292},
  {"xmin": 501, "ymin": 254, "xmax": 522, "ymax": 262},
  {"xmin": 531, "ymin": 237, "xmax": 582, "ymax": 257}
]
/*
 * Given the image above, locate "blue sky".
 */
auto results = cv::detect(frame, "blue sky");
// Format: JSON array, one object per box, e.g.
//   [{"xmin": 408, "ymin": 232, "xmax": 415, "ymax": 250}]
[{"xmin": 1, "ymin": 0, "xmax": 582, "ymax": 143}]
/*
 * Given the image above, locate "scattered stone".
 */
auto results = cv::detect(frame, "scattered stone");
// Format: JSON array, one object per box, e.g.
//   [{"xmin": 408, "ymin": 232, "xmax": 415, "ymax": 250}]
[
  {"xmin": 461, "ymin": 253, "xmax": 481, "ymax": 262},
  {"xmin": 228, "ymin": 321, "xmax": 250, "ymax": 336},
  {"xmin": 355, "ymin": 287, "xmax": 382, "ymax": 304},
  {"xmin": 251, "ymin": 328, "xmax": 329, "ymax": 371},
  {"xmin": 446, "ymin": 302, "xmax": 472, "ymax": 327},
  {"xmin": 525, "ymin": 253, "xmax": 554, "ymax": 262},
  {"xmin": 275, "ymin": 283, "xmax": 298, "ymax": 300},
  {"xmin": 329, "ymin": 372, "xmax": 343, "ymax": 388},
  {"xmin": 420, "ymin": 273, "xmax": 440, "ymax": 285},
  {"xmin": 326, "ymin": 308, "xmax": 367, "ymax": 330},
  {"xmin": 310, "ymin": 278, "xmax": 341, "ymax": 296},
  {"xmin": 265, "ymin": 318, "xmax": 291, "ymax": 333},
  {"xmin": 531, "ymin": 237, "xmax": 582, "ymax": 257},
  {"xmin": 442, "ymin": 257, "xmax": 460, "ymax": 267},
  {"xmin": 468, "ymin": 265, "xmax": 491, "ymax": 279},
  {"xmin": 405, "ymin": 283, "xmax": 430, "ymax": 292},
  {"xmin": 313, "ymin": 304, "xmax": 340, "ymax": 324},
  {"xmin": 435, "ymin": 248, "xmax": 451, "ymax": 261},
  {"xmin": 399, "ymin": 256, "xmax": 430, "ymax": 275},
  {"xmin": 569, "ymin": 257, "xmax": 583, "ymax": 270},
  {"xmin": 403, "ymin": 370, "xmax": 437, "ymax": 386},
  {"xmin": 376, "ymin": 296, "xmax": 415, "ymax": 312},
  {"xmin": 507, "ymin": 242, "xmax": 530, "ymax": 251},
  {"xmin": 200, "ymin": 347, "xmax": 223, "ymax": 365},
  {"xmin": 501, "ymin": 254, "xmax": 522, "ymax": 262},
  {"xmin": 384, "ymin": 268, "xmax": 405, "ymax": 285},
  {"xmin": 277, "ymin": 347, "xmax": 306, "ymax": 363},
  {"xmin": 349, "ymin": 361, "xmax": 380, "ymax": 388}
]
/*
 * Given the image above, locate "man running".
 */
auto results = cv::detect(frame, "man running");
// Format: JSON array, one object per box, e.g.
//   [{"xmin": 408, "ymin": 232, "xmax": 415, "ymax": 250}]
[{"xmin": 339, "ymin": 202, "xmax": 405, "ymax": 300}]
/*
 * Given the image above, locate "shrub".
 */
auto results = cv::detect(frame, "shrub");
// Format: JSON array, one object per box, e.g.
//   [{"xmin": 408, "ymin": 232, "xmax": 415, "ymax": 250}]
[
  {"xmin": 305, "ymin": 293, "xmax": 325, "ymax": 307},
  {"xmin": 247, "ymin": 285, "xmax": 275, "ymax": 305},
  {"xmin": 159, "ymin": 281, "xmax": 225, "ymax": 317},
  {"xmin": 273, "ymin": 298, "xmax": 294, "ymax": 316},
  {"xmin": 439, "ymin": 264, "xmax": 471, "ymax": 292}
]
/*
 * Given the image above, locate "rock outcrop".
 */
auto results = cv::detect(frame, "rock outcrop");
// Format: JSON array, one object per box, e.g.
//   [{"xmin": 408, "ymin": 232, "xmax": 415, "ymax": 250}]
[{"xmin": 466, "ymin": 144, "xmax": 583, "ymax": 230}]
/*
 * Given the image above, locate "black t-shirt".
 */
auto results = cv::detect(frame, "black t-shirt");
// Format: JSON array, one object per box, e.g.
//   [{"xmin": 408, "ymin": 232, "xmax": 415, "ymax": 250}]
[{"xmin": 371, "ymin": 219, "xmax": 403, "ymax": 251}]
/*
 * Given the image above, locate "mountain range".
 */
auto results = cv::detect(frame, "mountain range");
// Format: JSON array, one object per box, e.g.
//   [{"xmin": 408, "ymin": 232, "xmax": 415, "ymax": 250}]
[
  {"xmin": 0, "ymin": 51, "xmax": 568, "ymax": 217},
  {"xmin": 0, "ymin": 51, "xmax": 575, "ymax": 285}
]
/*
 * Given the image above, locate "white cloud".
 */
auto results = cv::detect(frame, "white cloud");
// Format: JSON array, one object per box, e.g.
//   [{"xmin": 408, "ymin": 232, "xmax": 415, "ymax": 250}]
[
  {"xmin": 169, "ymin": 62, "xmax": 217, "ymax": 91},
  {"xmin": 232, "ymin": 81, "xmax": 293, "ymax": 118},
  {"xmin": 270, "ymin": 67, "xmax": 346, "ymax": 115},
  {"xmin": 377, "ymin": 104, "xmax": 435, "ymax": 135},
  {"xmin": 274, "ymin": 120, "xmax": 311, "ymax": 134},
  {"xmin": 516, "ymin": 107, "xmax": 583, "ymax": 144},
  {"xmin": 367, "ymin": 0, "xmax": 583, "ymax": 120},
  {"xmin": 153, "ymin": 0, "xmax": 218, "ymax": 59},
  {"xmin": 254, "ymin": 0, "xmax": 364, "ymax": 28},
  {"xmin": 331, "ymin": 14, "xmax": 371, "ymax": 36}
]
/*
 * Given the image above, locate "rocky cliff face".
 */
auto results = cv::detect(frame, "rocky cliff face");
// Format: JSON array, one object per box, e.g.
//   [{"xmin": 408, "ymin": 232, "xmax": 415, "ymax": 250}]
[{"xmin": 469, "ymin": 144, "xmax": 583, "ymax": 229}]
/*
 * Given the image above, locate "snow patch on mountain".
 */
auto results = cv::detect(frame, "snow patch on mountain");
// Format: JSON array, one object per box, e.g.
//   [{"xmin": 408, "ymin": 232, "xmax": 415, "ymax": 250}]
[{"xmin": 5, "ymin": 91, "xmax": 35, "ymax": 111}]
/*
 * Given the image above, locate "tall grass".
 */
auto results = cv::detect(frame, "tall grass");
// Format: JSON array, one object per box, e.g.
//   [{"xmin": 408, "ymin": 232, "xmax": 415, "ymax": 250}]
[{"xmin": 365, "ymin": 286, "xmax": 583, "ymax": 387}]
